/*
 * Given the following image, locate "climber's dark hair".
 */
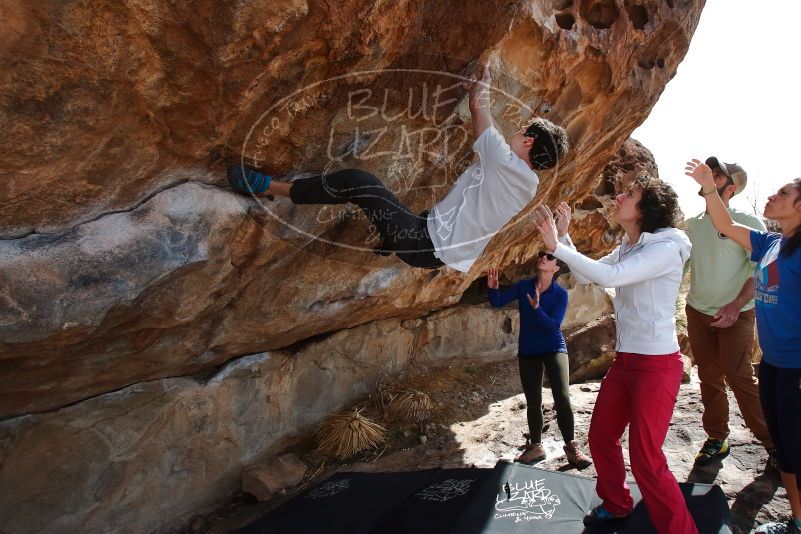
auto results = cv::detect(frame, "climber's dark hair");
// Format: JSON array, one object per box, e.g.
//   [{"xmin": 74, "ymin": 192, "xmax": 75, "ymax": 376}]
[
  {"xmin": 633, "ymin": 175, "xmax": 681, "ymax": 234},
  {"xmin": 524, "ymin": 118, "xmax": 569, "ymax": 170},
  {"xmin": 780, "ymin": 178, "xmax": 801, "ymax": 257}
]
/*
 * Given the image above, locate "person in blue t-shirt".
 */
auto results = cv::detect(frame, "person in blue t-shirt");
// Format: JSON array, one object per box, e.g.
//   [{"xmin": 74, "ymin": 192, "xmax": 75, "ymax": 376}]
[
  {"xmin": 487, "ymin": 251, "xmax": 591, "ymax": 470},
  {"xmin": 687, "ymin": 161, "xmax": 801, "ymax": 534}
]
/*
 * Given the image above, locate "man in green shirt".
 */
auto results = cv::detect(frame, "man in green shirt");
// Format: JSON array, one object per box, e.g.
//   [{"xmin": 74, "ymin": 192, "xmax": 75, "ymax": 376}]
[{"xmin": 685, "ymin": 157, "xmax": 776, "ymax": 467}]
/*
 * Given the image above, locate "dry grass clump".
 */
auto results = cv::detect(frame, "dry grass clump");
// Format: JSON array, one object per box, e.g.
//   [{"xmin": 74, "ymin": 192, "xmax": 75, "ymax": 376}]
[
  {"xmin": 314, "ymin": 408, "xmax": 387, "ymax": 460},
  {"xmin": 369, "ymin": 378, "xmax": 402, "ymax": 414},
  {"xmin": 389, "ymin": 389, "xmax": 433, "ymax": 423}
]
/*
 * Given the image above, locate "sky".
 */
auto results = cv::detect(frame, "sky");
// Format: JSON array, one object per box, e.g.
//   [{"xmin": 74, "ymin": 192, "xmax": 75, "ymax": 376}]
[{"xmin": 632, "ymin": 0, "xmax": 801, "ymax": 219}]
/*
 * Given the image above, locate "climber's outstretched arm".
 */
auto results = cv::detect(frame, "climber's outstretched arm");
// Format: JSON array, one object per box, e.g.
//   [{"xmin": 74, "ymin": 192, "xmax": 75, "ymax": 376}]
[{"xmin": 468, "ymin": 64, "xmax": 494, "ymax": 139}]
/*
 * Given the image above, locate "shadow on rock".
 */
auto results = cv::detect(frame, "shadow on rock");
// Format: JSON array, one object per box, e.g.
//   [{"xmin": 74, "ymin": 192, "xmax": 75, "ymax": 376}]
[
  {"xmin": 686, "ymin": 461, "xmax": 724, "ymax": 485},
  {"xmin": 730, "ymin": 470, "xmax": 782, "ymax": 533}
]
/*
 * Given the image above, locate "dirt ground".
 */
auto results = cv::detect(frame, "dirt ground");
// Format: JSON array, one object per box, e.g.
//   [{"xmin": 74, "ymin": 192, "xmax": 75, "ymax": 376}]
[{"xmin": 193, "ymin": 358, "xmax": 790, "ymax": 534}]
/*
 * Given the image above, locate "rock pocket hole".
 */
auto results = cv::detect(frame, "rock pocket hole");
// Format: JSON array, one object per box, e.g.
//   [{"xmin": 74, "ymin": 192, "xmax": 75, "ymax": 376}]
[
  {"xmin": 656, "ymin": 57, "xmax": 665, "ymax": 68},
  {"xmin": 594, "ymin": 177, "xmax": 617, "ymax": 196},
  {"xmin": 502, "ymin": 317, "xmax": 513, "ymax": 334},
  {"xmin": 579, "ymin": 0, "xmax": 620, "ymax": 29},
  {"xmin": 666, "ymin": 0, "xmax": 675, "ymax": 7},
  {"xmin": 553, "ymin": 0, "xmax": 574, "ymax": 9},
  {"xmin": 577, "ymin": 196, "xmax": 604, "ymax": 210},
  {"xmin": 638, "ymin": 58, "xmax": 656, "ymax": 70},
  {"xmin": 556, "ymin": 12, "xmax": 576, "ymax": 30},
  {"xmin": 625, "ymin": 4, "xmax": 649, "ymax": 30}
]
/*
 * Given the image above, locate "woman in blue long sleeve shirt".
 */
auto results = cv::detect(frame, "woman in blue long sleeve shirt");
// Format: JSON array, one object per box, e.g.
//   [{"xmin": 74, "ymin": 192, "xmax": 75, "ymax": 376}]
[{"xmin": 488, "ymin": 252, "xmax": 591, "ymax": 469}]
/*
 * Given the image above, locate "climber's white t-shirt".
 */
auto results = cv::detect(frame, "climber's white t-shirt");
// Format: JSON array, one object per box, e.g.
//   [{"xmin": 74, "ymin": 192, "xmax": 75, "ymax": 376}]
[{"xmin": 427, "ymin": 126, "xmax": 540, "ymax": 272}]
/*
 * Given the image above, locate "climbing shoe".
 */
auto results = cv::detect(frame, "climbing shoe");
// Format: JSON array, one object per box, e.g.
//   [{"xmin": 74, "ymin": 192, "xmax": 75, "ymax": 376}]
[
  {"xmin": 583, "ymin": 504, "xmax": 630, "ymax": 526},
  {"xmin": 751, "ymin": 518, "xmax": 801, "ymax": 534},
  {"xmin": 227, "ymin": 164, "xmax": 273, "ymax": 198},
  {"xmin": 695, "ymin": 438, "xmax": 730, "ymax": 466}
]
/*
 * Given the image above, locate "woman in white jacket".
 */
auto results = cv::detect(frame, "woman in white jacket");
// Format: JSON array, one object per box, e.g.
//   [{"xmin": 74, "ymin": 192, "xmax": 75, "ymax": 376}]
[{"xmin": 534, "ymin": 176, "xmax": 696, "ymax": 534}]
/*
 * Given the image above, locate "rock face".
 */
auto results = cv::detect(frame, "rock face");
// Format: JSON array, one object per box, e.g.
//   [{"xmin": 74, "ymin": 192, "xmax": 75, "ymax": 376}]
[
  {"xmin": 0, "ymin": 0, "xmax": 705, "ymax": 532},
  {"xmin": 570, "ymin": 137, "xmax": 664, "ymax": 255},
  {"xmin": 0, "ymin": 304, "xmax": 514, "ymax": 534},
  {"xmin": 1, "ymin": 1, "xmax": 703, "ymax": 418},
  {"xmin": 566, "ymin": 315, "xmax": 617, "ymax": 382},
  {"xmin": 0, "ymin": 292, "xmax": 615, "ymax": 534},
  {"xmin": 242, "ymin": 454, "xmax": 307, "ymax": 501}
]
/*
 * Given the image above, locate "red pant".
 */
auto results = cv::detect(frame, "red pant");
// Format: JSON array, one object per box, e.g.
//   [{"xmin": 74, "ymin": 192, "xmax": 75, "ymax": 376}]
[{"xmin": 588, "ymin": 352, "xmax": 698, "ymax": 534}]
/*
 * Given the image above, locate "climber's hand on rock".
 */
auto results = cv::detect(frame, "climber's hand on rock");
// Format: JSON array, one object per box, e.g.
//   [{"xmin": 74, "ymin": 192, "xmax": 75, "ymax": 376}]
[
  {"xmin": 468, "ymin": 63, "xmax": 494, "ymax": 139},
  {"xmin": 468, "ymin": 63, "xmax": 491, "ymax": 110},
  {"xmin": 478, "ymin": 62, "xmax": 491, "ymax": 85}
]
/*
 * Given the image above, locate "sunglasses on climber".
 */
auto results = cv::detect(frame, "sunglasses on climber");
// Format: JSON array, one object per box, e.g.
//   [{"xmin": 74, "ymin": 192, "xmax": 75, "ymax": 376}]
[{"xmin": 538, "ymin": 251, "xmax": 556, "ymax": 261}]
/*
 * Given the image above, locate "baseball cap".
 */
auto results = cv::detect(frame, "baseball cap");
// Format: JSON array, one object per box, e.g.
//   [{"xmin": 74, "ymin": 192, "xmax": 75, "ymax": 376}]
[{"xmin": 705, "ymin": 156, "xmax": 747, "ymax": 196}]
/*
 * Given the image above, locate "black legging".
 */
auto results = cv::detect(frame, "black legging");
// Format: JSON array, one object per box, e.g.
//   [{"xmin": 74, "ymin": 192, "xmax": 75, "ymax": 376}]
[
  {"xmin": 289, "ymin": 169, "xmax": 444, "ymax": 269},
  {"xmin": 518, "ymin": 352, "xmax": 575, "ymax": 443},
  {"xmin": 759, "ymin": 360, "xmax": 801, "ymax": 489}
]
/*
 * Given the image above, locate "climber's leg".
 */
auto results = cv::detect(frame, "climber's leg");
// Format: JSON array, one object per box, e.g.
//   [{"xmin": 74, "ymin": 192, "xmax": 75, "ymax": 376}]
[
  {"xmin": 227, "ymin": 165, "xmax": 443, "ymax": 268},
  {"xmin": 290, "ymin": 168, "xmax": 443, "ymax": 269}
]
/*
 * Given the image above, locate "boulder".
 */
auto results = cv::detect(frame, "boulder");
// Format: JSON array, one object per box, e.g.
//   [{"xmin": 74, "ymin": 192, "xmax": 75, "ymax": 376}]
[
  {"xmin": 681, "ymin": 352, "xmax": 693, "ymax": 384},
  {"xmin": 570, "ymin": 350, "xmax": 616, "ymax": 384},
  {"xmin": 678, "ymin": 331, "xmax": 693, "ymax": 362},
  {"xmin": 1, "ymin": 0, "xmax": 704, "ymax": 418},
  {"xmin": 566, "ymin": 314, "xmax": 617, "ymax": 382},
  {"xmin": 242, "ymin": 454, "xmax": 307, "ymax": 501},
  {"xmin": 561, "ymin": 275, "xmax": 614, "ymax": 331},
  {"xmin": 0, "ymin": 303, "xmax": 518, "ymax": 534},
  {"xmin": 569, "ymin": 137, "xmax": 665, "ymax": 255},
  {"xmin": 0, "ymin": 0, "xmax": 706, "ymax": 531}
]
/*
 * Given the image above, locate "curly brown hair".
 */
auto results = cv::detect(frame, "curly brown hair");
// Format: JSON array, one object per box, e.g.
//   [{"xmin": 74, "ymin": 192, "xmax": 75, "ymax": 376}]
[
  {"xmin": 524, "ymin": 118, "xmax": 570, "ymax": 170},
  {"xmin": 632, "ymin": 176, "xmax": 681, "ymax": 234}
]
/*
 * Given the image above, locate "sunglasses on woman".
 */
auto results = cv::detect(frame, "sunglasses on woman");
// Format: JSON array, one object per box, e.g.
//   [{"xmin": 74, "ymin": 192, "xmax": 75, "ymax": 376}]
[{"xmin": 538, "ymin": 251, "xmax": 555, "ymax": 261}]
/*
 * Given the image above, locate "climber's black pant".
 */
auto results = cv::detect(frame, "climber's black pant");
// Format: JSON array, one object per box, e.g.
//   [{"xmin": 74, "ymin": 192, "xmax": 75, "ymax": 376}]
[{"xmin": 289, "ymin": 169, "xmax": 445, "ymax": 269}]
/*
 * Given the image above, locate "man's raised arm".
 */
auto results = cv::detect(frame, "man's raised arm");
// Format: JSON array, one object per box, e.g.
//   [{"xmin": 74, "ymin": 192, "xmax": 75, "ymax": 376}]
[{"xmin": 468, "ymin": 64, "xmax": 494, "ymax": 139}]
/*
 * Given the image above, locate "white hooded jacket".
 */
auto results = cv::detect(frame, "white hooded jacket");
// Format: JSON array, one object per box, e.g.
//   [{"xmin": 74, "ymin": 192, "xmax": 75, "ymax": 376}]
[{"xmin": 555, "ymin": 228, "xmax": 692, "ymax": 355}]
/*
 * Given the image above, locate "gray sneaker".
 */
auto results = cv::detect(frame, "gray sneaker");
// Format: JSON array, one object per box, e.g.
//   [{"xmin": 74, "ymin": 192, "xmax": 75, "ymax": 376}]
[{"xmin": 751, "ymin": 519, "xmax": 801, "ymax": 534}]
